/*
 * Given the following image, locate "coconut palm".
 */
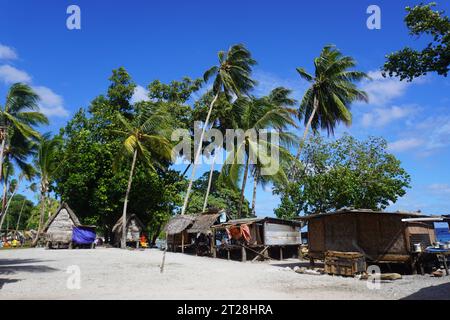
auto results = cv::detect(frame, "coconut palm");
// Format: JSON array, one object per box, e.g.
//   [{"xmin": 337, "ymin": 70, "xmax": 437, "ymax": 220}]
[
  {"xmin": 295, "ymin": 45, "xmax": 369, "ymax": 159},
  {"xmin": 113, "ymin": 105, "xmax": 173, "ymax": 248},
  {"xmin": 180, "ymin": 44, "xmax": 256, "ymax": 215},
  {"xmin": 221, "ymin": 89, "xmax": 298, "ymax": 218},
  {"xmin": 31, "ymin": 134, "xmax": 63, "ymax": 247},
  {"xmin": 193, "ymin": 91, "xmax": 244, "ymax": 212},
  {"xmin": 0, "ymin": 83, "xmax": 48, "ymax": 182}
]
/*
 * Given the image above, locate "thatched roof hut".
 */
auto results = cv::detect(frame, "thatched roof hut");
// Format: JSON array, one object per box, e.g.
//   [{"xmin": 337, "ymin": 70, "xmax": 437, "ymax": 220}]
[
  {"xmin": 112, "ymin": 214, "xmax": 145, "ymax": 245},
  {"xmin": 164, "ymin": 215, "xmax": 195, "ymax": 235},
  {"xmin": 43, "ymin": 203, "xmax": 81, "ymax": 244},
  {"xmin": 187, "ymin": 212, "xmax": 223, "ymax": 235}
]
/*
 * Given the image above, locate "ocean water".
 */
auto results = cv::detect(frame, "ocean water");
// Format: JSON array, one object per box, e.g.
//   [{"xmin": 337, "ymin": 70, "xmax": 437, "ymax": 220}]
[{"xmin": 435, "ymin": 227, "xmax": 450, "ymax": 243}]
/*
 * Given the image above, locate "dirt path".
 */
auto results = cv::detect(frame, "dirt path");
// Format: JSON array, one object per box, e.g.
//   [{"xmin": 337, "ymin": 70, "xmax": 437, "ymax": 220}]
[{"xmin": 0, "ymin": 248, "xmax": 449, "ymax": 300}]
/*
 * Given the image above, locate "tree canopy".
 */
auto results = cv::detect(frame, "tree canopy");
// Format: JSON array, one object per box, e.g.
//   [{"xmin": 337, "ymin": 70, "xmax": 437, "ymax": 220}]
[
  {"xmin": 383, "ymin": 2, "xmax": 450, "ymax": 81},
  {"xmin": 275, "ymin": 135, "xmax": 411, "ymax": 219}
]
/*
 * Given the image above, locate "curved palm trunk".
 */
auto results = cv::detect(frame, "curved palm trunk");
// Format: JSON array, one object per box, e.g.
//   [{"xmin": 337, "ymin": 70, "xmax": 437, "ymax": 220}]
[
  {"xmin": 0, "ymin": 177, "xmax": 20, "ymax": 231},
  {"xmin": 251, "ymin": 174, "xmax": 258, "ymax": 216},
  {"xmin": 0, "ymin": 132, "xmax": 6, "ymax": 183},
  {"xmin": 295, "ymin": 95, "xmax": 318, "ymax": 159},
  {"xmin": 121, "ymin": 148, "xmax": 138, "ymax": 249},
  {"xmin": 238, "ymin": 153, "xmax": 251, "ymax": 218},
  {"xmin": 31, "ymin": 187, "xmax": 47, "ymax": 247},
  {"xmin": 16, "ymin": 198, "xmax": 26, "ymax": 232},
  {"xmin": 181, "ymin": 93, "xmax": 219, "ymax": 215},
  {"xmin": 202, "ymin": 147, "xmax": 219, "ymax": 213}
]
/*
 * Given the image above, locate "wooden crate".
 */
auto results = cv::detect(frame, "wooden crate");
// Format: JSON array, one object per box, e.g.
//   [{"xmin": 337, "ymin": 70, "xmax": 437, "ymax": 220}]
[{"xmin": 324, "ymin": 251, "xmax": 367, "ymax": 276}]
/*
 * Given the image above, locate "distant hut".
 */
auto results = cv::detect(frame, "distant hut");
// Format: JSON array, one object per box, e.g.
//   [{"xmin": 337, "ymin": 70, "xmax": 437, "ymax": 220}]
[
  {"xmin": 164, "ymin": 215, "xmax": 195, "ymax": 253},
  {"xmin": 112, "ymin": 214, "xmax": 145, "ymax": 248},
  {"xmin": 43, "ymin": 203, "xmax": 80, "ymax": 248}
]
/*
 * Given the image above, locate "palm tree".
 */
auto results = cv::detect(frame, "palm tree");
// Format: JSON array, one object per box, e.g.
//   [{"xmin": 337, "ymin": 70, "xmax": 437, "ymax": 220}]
[
  {"xmin": 180, "ymin": 44, "xmax": 256, "ymax": 215},
  {"xmin": 31, "ymin": 134, "xmax": 63, "ymax": 247},
  {"xmin": 0, "ymin": 83, "xmax": 48, "ymax": 182},
  {"xmin": 114, "ymin": 105, "xmax": 173, "ymax": 249},
  {"xmin": 248, "ymin": 88, "xmax": 297, "ymax": 216},
  {"xmin": 222, "ymin": 89, "xmax": 298, "ymax": 218},
  {"xmin": 295, "ymin": 45, "xmax": 369, "ymax": 159},
  {"xmin": 193, "ymin": 92, "xmax": 244, "ymax": 212}
]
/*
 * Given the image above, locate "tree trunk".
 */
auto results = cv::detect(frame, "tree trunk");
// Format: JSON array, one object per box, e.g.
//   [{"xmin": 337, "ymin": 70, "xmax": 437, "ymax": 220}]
[
  {"xmin": 121, "ymin": 149, "xmax": 138, "ymax": 249},
  {"xmin": 31, "ymin": 188, "xmax": 46, "ymax": 247},
  {"xmin": 202, "ymin": 146, "xmax": 219, "ymax": 212},
  {"xmin": 295, "ymin": 95, "xmax": 318, "ymax": 160},
  {"xmin": 16, "ymin": 198, "xmax": 26, "ymax": 232},
  {"xmin": 151, "ymin": 224, "xmax": 161, "ymax": 246},
  {"xmin": 181, "ymin": 92, "xmax": 219, "ymax": 215},
  {"xmin": 181, "ymin": 163, "xmax": 191, "ymax": 177},
  {"xmin": 0, "ymin": 176, "xmax": 20, "ymax": 231},
  {"xmin": 0, "ymin": 131, "xmax": 6, "ymax": 183},
  {"xmin": 238, "ymin": 153, "xmax": 251, "ymax": 218},
  {"xmin": 251, "ymin": 174, "xmax": 258, "ymax": 216}
]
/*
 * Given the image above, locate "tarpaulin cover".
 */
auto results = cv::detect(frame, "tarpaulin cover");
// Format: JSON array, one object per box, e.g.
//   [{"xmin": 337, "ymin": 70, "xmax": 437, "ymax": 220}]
[
  {"xmin": 226, "ymin": 224, "xmax": 251, "ymax": 242},
  {"xmin": 72, "ymin": 227, "xmax": 96, "ymax": 244}
]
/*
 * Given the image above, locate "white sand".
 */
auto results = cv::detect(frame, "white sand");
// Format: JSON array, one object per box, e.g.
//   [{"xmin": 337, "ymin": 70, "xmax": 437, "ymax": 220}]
[{"xmin": 0, "ymin": 247, "xmax": 449, "ymax": 300}]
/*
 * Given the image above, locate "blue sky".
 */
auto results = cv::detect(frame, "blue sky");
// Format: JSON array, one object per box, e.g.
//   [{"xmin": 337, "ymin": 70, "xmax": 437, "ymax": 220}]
[{"xmin": 1, "ymin": 0, "xmax": 450, "ymax": 215}]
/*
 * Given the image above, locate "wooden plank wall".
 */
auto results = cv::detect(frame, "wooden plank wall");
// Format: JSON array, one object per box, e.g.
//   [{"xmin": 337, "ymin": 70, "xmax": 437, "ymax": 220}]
[{"xmin": 263, "ymin": 222, "xmax": 301, "ymax": 246}]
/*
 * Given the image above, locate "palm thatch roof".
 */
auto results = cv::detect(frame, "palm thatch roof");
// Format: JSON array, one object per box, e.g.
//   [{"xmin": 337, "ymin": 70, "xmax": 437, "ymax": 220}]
[
  {"xmin": 43, "ymin": 202, "xmax": 80, "ymax": 232},
  {"xmin": 164, "ymin": 215, "xmax": 195, "ymax": 235},
  {"xmin": 187, "ymin": 213, "xmax": 222, "ymax": 234},
  {"xmin": 112, "ymin": 214, "xmax": 145, "ymax": 233}
]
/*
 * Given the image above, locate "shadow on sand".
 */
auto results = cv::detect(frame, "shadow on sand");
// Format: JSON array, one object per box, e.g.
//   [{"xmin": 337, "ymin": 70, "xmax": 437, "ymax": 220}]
[
  {"xmin": 0, "ymin": 258, "xmax": 59, "ymax": 290},
  {"xmin": 401, "ymin": 282, "xmax": 450, "ymax": 300}
]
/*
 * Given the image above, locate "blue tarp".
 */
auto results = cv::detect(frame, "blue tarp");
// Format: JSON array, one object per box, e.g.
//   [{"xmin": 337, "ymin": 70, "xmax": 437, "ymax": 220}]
[{"xmin": 72, "ymin": 227, "xmax": 96, "ymax": 245}]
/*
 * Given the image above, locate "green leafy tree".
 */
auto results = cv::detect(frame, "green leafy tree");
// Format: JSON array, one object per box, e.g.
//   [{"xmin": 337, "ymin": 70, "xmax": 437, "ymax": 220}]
[
  {"xmin": 113, "ymin": 105, "xmax": 174, "ymax": 248},
  {"xmin": 275, "ymin": 135, "xmax": 411, "ymax": 219},
  {"xmin": 181, "ymin": 44, "xmax": 256, "ymax": 215},
  {"xmin": 383, "ymin": 2, "xmax": 450, "ymax": 81},
  {"xmin": 6, "ymin": 194, "xmax": 35, "ymax": 231},
  {"xmin": 54, "ymin": 69, "xmax": 192, "ymax": 242}
]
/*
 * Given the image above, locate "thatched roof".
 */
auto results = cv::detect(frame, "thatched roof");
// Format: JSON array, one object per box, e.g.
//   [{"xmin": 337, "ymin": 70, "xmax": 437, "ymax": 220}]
[
  {"xmin": 112, "ymin": 214, "xmax": 145, "ymax": 233},
  {"xmin": 43, "ymin": 202, "xmax": 80, "ymax": 232},
  {"xmin": 164, "ymin": 215, "xmax": 195, "ymax": 235},
  {"xmin": 187, "ymin": 213, "xmax": 222, "ymax": 234}
]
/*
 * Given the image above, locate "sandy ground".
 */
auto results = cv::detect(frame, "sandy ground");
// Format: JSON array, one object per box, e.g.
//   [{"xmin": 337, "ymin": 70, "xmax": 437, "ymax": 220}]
[{"xmin": 0, "ymin": 247, "xmax": 449, "ymax": 300}]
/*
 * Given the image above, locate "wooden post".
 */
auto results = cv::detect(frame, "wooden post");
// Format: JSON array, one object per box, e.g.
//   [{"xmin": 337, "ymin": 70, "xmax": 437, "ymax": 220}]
[
  {"xmin": 279, "ymin": 247, "xmax": 283, "ymax": 261},
  {"xmin": 181, "ymin": 232, "xmax": 185, "ymax": 254},
  {"xmin": 227, "ymin": 249, "xmax": 230, "ymax": 261},
  {"xmin": 211, "ymin": 230, "xmax": 216, "ymax": 258},
  {"xmin": 241, "ymin": 244, "xmax": 247, "ymax": 262}
]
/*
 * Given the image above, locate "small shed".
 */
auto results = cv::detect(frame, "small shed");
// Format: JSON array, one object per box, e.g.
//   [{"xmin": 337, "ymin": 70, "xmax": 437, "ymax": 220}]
[
  {"xmin": 43, "ymin": 203, "xmax": 80, "ymax": 248},
  {"xmin": 164, "ymin": 215, "xmax": 195, "ymax": 253},
  {"xmin": 112, "ymin": 214, "xmax": 145, "ymax": 248},
  {"xmin": 211, "ymin": 217, "xmax": 303, "ymax": 262},
  {"xmin": 300, "ymin": 209, "xmax": 437, "ymax": 270}
]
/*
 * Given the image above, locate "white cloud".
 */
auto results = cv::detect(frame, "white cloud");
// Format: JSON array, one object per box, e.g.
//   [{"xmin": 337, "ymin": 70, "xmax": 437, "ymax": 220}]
[
  {"xmin": 131, "ymin": 85, "xmax": 150, "ymax": 104},
  {"xmin": 252, "ymin": 70, "xmax": 308, "ymax": 101},
  {"xmin": 0, "ymin": 65, "xmax": 31, "ymax": 83},
  {"xmin": 428, "ymin": 183, "xmax": 450, "ymax": 196},
  {"xmin": 361, "ymin": 105, "xmax": 417, "ymax": 128},
  {"xmin": 387, "ymin": 138, "xmax": 424, "ymax": 152},
  {"xmin": 32, "ymin": 86, "xmax": 69, "ymax": 117},
  {"xmin": 359, "ymin": 71, "xmax": 425, "ymax": 106},
  {"xmin": 0, "ymin": 44, "xmax": 18, "ymax": 60}
]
